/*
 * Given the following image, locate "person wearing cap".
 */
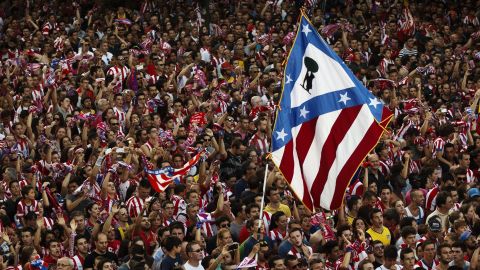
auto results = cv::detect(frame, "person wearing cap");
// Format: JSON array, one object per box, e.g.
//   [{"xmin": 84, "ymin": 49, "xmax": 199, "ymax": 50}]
[
  {"xmin": 467, "ymin": 187, "xmax": 480, "ymax": 201},
  {"xmin": 425, "ymin": 215, "xmax": 443, "ymax": 244},
  {"xmin": 460, "ymin": 230, "xmax": 477, "ymax": 259},
  {"xmin": 426, "ymin": 191, "xmax": 453, "ymax": 232}
]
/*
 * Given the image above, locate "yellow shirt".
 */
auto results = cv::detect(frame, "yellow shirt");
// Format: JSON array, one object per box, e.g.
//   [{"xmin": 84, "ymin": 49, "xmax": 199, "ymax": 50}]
[
  {"xmin": 264, "ymin": 203, "xmax": 292, "ymax": 217},
  {"xmin": 367, "ymin": 226, "xmax": 391, "ymax": 246},
  {"xmin": 346, "ymin": 214, "xmax": 354, "ymax": 225}
]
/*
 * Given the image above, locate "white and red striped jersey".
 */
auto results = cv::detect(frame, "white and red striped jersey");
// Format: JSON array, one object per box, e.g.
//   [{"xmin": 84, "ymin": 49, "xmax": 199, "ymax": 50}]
[
  {"xmin": 269, "ymin": 228, "xmax": 287, "ymax": 242},
  {"xmin": 19, "ymin": 175, "xmax": 43, "ymax": 188},
  {"xmin": 113, "ymin": 106, "xmax": 126, "ymax": 127},
  {"xmin": 5, "ymin": 266, "xmax": 22, "ymax": 270},
  {"xmin": 42, "ymin": 22, "xmax": 58, "ymax": 36},
  {"xmin": 82, "ymin": 180, "xmax": 102, "ymax": 201},
  {"xmin": 197, "ymin": 212, "xmax": 216, "ymax": 238},
  {"xmin": 414, "ymin": 259, "xmax": 438, "ymax": 270},
  {"xmin": 172, "ymin": 194, "xmax": 186, "ymax": 218},
  {"xmin": 42, "ymin": 216, "xmax": 55, "ymax": 231},
  {"xmin": 425, "ymin": 185, "xmax": 439, "ymax": 212},
  {"xmin": 467, "ymin": 168, "xmax": 476, "ymax": 184},
  {"xmin": 287, "ymin": 245, "xmax": 313, "ymax": 259},
  {"xmin": 161, "ymin": 217, "xmax": 176, "ymax": 227},
  {"xmin": 211, "ymin": 56, "xmax": 226, "ymax": 68},
  {"xmin": 145, "ymin": 74, "xmax": 162, "ymax": 85},
  {"xmin": 71, "ymin": 254, "xmax": 85, "ymax": 270},
  {"xmin": 374, "ymin": 198, "xmax": 387, "ymax": 213},
  {"xmin": 432, "ymin": 137, "xmax": 445, "ymax": 159},
  {"xmin": 214, "ymin": 100, "xmax": 228, "ymax": 116},
  {"xmin": 126, "ymin": 196, "xmax": 151, "ymax": 218},
  {"xmin": 377, "ymin": 58, "xmax": 394, "ymax": 78},
  {"xmin": 32, "ymin": 86, "xmax": 44, "ymax": 110},
  {"xmin": 1, "ymin": 181, "xmax": 12, "ymax": 199},
  {"xmin": 378, "ymin": 160, "xmax": 392, "ymax": 176},
  {"xmin": 102, "ymin": 194, "xmax": 120, "ymax": 213},
  {"xmin": 249, "ymin": 133, "xmax": 269, "ymax": 156},
  {"xmin": 408, "ymin": 159, "xmax": 421, "ymax": 175},
  {"xmin": 107, "ymin": 65, "xmax": 130, "ymax": 92},
  {"xmin": 142, "ymin": 141, "xmax": 155, "ymax": 153},
  {"xmin": 16, "ymin": 199, "xmax": 39, "ymax": 218},
  {"xmin": 13, "ymin": 137, "xmax": 29, "ymax": 158},
  {"xmin": 262, "ymin": 211, "xmax": 271, "ymax": 236},
  {"xmin": 463, "ymin": 15, "xmax": 480, "ymax": 26}
]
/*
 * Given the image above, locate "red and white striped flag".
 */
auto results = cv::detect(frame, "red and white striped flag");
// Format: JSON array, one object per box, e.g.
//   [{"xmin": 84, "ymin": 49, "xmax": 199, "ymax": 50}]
[
  {"xmin": 237, "ymin": 257, "xmax": 257, "ymax": 269},
  {"xmin": 144, "ymin": 150, "xmax": 205, "ymax": 192},
  {"xmin": 271, "ymin": 14, "xmax": 392, "ymax": 211}
]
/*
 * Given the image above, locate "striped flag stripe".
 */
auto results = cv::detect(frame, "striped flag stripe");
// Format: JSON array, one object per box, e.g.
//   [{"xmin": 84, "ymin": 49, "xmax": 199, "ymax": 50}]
[
  {"xmin": 311, "ymin": 105, "xmax": 362, "ymax": 207},
  {"xmin": 331, "ymin": 118, "xmax": 384, "ymax": 208},
  {"xmin": 303, "ymin": 109, "xmax": 341, "ymax": 190},
  {"xmin": 295, "ymin": 117, "xmax": 318, "ymax": 188}
]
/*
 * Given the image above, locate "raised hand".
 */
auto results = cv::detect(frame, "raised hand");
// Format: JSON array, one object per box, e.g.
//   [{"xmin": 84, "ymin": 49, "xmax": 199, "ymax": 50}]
[{"xmin": 70, "ymin": 219, "xmax": 77, "ymax": 232}]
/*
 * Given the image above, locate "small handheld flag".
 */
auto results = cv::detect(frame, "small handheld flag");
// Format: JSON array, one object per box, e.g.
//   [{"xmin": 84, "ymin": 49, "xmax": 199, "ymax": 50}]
[
  {"xmin": 271, "ymin": 14, "xmax": 392, "ymax": 211},
  {"xmin": 144, "ymin": 150, "xmax": 205, "ymax": 192}
]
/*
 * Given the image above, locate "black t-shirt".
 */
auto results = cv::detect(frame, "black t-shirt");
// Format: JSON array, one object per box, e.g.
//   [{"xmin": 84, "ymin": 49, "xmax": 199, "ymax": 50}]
[
  {"xmin": 159, "ymin": 254, "xmax": 183, "ymax": 270},
  {"xmin": 84, "ymin": 250, "xmax": 118, "ymax": 269},
  {"xmin": 373, "ymin": 260, "xmax": 382, "ymax": 269}
]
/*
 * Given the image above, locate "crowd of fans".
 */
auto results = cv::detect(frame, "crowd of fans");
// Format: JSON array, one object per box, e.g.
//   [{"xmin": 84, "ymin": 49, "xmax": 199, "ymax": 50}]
[{"xmin": 0, "ymin": 0, "xmax": 480, "ymax": 269}]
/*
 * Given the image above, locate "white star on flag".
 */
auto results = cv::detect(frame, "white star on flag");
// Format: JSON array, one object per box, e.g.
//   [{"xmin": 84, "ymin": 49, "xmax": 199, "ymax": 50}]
[
  {"xmin": 299, "ymin": 106, "xmax": 309, "ymax": 118},
  {"xmin": 276, "ymin": 129, "xmax": 288, "ymax": 141},
  {"xmin": 338, "ymin": 92, "xmax": 351, "ymax": 106},
  {"xmin": 369, "ymin": 97, "xmax": 381, "ymax": 108},
  {"xmin": 302, "ymin": 24, "xmax": 312, "ymax": 36},
  {"xmin": 285, "ymin": 74, "xmax": 292, "ymax": 84}
]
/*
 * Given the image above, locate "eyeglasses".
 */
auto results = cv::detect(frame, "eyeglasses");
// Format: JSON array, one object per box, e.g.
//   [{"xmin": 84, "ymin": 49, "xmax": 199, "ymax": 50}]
[
  {"xmin": 110, "ymin": 122, "xmax": 119, "ymax": 125},
  {"xmin": 220, "ymin": 223, "xmax": 230, "ymax": 228},
  {"xmin": 227, "ymin": 118, "xmax": 234, "ymax": 122},
  {"xmin": 191, "ymin": 248, "xmax": 204, "ymax": 253}
]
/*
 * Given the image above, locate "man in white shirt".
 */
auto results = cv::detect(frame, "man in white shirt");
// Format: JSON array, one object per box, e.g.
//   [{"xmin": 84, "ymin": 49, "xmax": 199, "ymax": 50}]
[
  {"xmin": 184, "ymin": 241, "xmax": 205, "ymax": 270},
  {"xmin": 375, "ymin": 245, "xmax": 401, "ymax": 270}
]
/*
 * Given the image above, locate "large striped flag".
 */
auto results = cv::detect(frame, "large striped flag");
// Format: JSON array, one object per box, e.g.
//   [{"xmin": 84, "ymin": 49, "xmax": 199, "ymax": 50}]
[
  {"xmin": 144, "ymin": 150, "xmax": 204, "ymax": 192},
  {"xmin": 271, "ymin": 14, "xmax": 392, "ymax": 211}
]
